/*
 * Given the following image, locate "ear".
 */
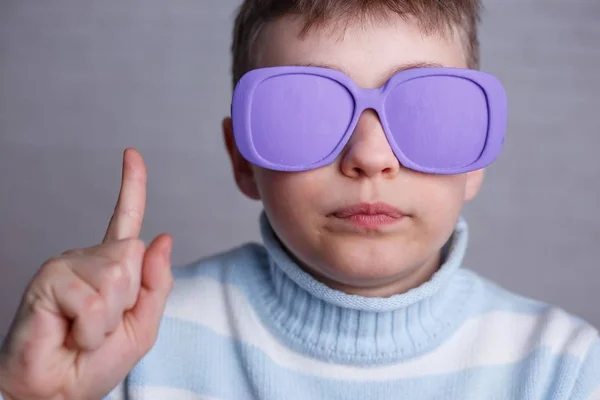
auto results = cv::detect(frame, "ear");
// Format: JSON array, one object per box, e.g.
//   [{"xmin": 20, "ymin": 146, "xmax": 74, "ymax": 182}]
[
  {"xmin": 464, "ymin": 168, "xmax": 485, "ymax": 202},
  {"xmin": 222, "ymin": 117, "xmax": 261, "ymax": 200}
]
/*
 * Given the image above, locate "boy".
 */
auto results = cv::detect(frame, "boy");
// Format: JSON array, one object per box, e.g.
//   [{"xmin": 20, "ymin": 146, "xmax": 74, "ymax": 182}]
[{"xmin": 0, "ymin": 0, "xmax": 599, "ymax": 399}]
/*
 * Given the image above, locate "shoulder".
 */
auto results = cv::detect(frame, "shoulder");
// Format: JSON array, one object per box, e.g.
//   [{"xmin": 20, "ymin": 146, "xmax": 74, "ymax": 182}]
[
  {"xmin": 464, "ymin": 268, "xmax": 598, "ymax": 343},
  {"xmin": 472, "ymin": 269, "xmax": 594, "ymax": 320},
  {"xmin": 461, "ymin": 269, "xmax": 600, "ymax": 397}
]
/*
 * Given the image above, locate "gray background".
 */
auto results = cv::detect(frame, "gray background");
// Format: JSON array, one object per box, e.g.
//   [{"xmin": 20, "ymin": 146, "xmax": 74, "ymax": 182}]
[{"xmin": 0, "ymin": 0, "xmax": 598, "ymax": 336}]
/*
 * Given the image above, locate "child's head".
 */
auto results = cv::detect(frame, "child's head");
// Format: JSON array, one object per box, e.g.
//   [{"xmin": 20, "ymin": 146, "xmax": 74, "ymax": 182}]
[{"xmin": 222, "ymin": 0, "xmax": 500, "ymax": 297}]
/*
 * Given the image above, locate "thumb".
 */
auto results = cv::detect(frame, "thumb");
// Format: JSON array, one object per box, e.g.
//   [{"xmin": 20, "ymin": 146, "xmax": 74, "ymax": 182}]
[{"xmin": 125, "ymin": 233, "xmax": 173, "ymax": 350}]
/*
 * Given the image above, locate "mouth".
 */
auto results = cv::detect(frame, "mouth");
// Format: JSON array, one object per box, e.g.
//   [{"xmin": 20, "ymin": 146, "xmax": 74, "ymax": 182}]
[{"xmin": 331, "ymin": 202, "xmax": 407, "ymax": 229}]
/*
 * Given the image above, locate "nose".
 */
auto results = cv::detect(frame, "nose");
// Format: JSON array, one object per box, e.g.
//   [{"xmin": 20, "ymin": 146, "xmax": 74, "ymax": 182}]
[{"xmin": 339, "ymin": 110, "xmax": 401, "ymax": 179}]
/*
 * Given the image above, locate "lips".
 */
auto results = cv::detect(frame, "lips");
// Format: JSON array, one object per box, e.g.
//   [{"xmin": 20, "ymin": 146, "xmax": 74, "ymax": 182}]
[{"xmin": 332, "ymin": 202, "xmax": 405, "ymax": 219}]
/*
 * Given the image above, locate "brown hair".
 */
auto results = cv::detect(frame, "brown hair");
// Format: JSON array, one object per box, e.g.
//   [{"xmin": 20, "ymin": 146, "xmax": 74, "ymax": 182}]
[{"xmin": 230, "ymin": 0, "xmax": 482, "ymax": 88}]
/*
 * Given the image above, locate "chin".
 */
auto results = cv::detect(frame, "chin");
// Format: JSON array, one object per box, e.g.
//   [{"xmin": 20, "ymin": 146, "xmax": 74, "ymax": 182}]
[{"xmin": 313, "ymin": 238, "xmax": 422, "ymax": 285}]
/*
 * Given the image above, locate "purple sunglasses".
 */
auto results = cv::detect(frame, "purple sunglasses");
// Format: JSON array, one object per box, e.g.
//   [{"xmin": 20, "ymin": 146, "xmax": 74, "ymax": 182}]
[{"xmin": 231, "ymin": 66, "xmax": 507, "ymax": 174}]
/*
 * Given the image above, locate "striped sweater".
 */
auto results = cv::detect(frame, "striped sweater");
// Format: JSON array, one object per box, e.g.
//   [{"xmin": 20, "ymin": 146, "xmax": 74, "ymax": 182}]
[
  {"xmin": 7, "ymin": 212, "xmax": 599, "ymax": 400},
  {"xmin": 102, "ymin": 212, "xmax": 600, "ymax": 399}
]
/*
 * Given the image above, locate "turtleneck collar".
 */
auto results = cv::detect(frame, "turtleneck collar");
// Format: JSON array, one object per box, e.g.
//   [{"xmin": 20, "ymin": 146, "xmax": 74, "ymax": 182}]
[{"xmin": 248, "ymin": 212, "xmax": 478, "ymax": 365}]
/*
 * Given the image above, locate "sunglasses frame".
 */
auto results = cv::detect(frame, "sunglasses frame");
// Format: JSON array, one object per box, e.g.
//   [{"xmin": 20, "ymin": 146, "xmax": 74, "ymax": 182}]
[{"xmin": 231, "ymin": 66, "xmax": 507, "ymax": 174}]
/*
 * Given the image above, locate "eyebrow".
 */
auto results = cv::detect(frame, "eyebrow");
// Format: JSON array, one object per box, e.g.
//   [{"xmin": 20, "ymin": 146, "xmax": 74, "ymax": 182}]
[{"xmin": 299, "ymin": 61, "xmax": 444, "ymax": 78}]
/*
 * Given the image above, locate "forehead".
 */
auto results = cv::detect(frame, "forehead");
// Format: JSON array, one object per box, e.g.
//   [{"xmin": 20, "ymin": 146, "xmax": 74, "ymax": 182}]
[{"xmin": 255, "ymin": 15, "xmax": 467, "ymax": 89}]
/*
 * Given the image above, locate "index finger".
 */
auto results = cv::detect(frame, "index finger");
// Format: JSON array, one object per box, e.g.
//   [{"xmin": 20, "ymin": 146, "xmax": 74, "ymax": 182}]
[{"xmin": 103, "ymin": 148, "xmax": 147, "ymax": 242}]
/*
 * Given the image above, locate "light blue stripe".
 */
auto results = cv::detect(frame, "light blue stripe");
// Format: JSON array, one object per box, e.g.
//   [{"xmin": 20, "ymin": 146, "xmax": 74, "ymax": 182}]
[{"xmin": 128, "ymin": 316, "xmax": 584, "ymax": 400}]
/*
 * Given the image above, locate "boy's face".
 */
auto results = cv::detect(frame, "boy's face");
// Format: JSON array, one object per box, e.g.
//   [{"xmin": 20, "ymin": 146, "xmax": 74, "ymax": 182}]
[{"xmin": 223, "ymin": 14, "xmax": 484, "ymax": 296}]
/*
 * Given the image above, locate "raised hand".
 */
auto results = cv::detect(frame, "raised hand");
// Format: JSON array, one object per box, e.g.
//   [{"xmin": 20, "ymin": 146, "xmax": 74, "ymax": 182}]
[{"xmin": 0, "ymin": 148, "xmax": 173, "ymax": 400}]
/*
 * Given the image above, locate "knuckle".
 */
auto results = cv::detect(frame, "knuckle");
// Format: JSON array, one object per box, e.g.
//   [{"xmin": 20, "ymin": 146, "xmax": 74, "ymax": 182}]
[
  {"xmin": 26, "ymin": 261, "xmax": 69, "ymax": 308},
  {"xmin": 66, "ymin": 280, "xmax": 85, "ymax": 294},
  {"xmin": 103, "ymin": 258, "xmax": 122, "ymax": 273},
  {"xmin": 98, "ymin": 258, "xmax": 126, "ymax": 285},
  {"xmin": 116, "ymin": 207, "xmax": 143, "ymax": 220},
  {"xmin": 61, "ymin": 248, "xmax": 83, "ymax": 256},
  {"xmin": 104, "ymin": 262, "xmax": 122, "ymax": 281},
  {"xmin": 22, "ymin": 287, "xmax": 43, "ymax": 310},
  {"xmin": 83, "ymin": 294, "xmax": 105, "ymax": 315},
  {"xmin": 102, "ymin": 261, "xmax": 129, "ymax": 289},
  {"xmin": 40, "ymin": 257, "xmax": 70, "ymax": 277}
]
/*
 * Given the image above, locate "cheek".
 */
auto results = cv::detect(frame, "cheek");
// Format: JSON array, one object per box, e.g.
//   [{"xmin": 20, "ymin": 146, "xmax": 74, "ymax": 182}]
[
  {"xmin": 430, "ymin": 183, "xmax": 466, "ymax": 216},
  {"xmin": 254, "ymin": 168, "xmax": 332, "ymax": 261},
  {"xmin": 253, "ymin": 167, "xmax": 328, "ymax": 231},
  {"xmin": 256, "ymin": 170, "xmax": 320, "ymax": 209},
  {"xmin": 412, "ymin": 174, "xmax": 468, "ymax": 238}
]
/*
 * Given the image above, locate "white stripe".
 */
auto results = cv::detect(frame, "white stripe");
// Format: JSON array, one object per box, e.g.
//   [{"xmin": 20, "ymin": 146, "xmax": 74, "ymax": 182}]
[
  {"xmin": 165, "ymin": 275, "xmax": 598, "ymax": 381},
  {"xmin": 129, "ymin": 386, "xmax": 219, "ymax": 400},
  {"xmin": 589, "ymin": 385, "xmax": 600, "ymax": 400}
]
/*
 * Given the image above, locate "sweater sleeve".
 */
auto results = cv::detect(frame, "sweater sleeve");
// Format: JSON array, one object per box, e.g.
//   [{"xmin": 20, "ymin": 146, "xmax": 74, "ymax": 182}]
[{"xmin": 570, "ymin": 336, "xmax": 600, "ymax": 400}]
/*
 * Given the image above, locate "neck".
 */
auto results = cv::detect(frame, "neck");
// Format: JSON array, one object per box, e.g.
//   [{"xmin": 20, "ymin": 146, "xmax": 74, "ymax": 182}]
[
  {"xmin": 250, "ymin": 211, "xmax": 476, "ymax": 365},
  {"xmin": 306, "ymin": 252, "xmax": 442, "ymax": 297}
]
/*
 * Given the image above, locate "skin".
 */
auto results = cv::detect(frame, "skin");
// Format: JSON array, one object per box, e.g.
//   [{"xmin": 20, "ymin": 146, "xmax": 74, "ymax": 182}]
[{"xmin": 223, "ymin": 14, "xmax": 485, "ymax": 297}]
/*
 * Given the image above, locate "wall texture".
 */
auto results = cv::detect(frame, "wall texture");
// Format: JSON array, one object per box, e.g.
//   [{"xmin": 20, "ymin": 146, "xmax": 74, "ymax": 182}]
[{"xmin": 0, "ymin": 0, "xmax": 598, "ymax": 335}]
